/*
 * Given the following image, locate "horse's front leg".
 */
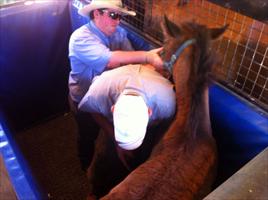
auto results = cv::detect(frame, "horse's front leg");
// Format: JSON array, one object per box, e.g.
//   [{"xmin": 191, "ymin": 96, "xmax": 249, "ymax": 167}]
[{"xmin": 87, "ymin": 130, "xmax": 129, "ymax": 199}]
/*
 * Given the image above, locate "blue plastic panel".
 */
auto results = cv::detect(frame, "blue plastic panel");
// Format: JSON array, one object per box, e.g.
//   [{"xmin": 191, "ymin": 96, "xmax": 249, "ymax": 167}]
[
  {"xmin": 0, "ymin": 1, "xmax": 72, "ymax": 131},
  {"xmin": 0, "ymin": 120, "xmax": 42, "ymax": 200},
  {"xmin": 69, "ymin": 0, "xmax": 88, "ymax": 31},
  {"xmin": 209, "ymin": 84, "xmax": 268, "ymax": 186}
]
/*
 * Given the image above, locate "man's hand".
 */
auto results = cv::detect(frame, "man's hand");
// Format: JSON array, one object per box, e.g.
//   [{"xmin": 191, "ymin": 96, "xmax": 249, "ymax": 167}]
[{"xmin": 146, "ymin": 47, "xmax": 164, "ymax": 70}]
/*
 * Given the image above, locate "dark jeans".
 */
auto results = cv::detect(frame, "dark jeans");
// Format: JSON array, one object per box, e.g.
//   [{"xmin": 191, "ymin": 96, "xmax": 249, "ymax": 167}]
[{"xmin": 69, "ymin": 96, "xmax": 100, "ymax": 171}]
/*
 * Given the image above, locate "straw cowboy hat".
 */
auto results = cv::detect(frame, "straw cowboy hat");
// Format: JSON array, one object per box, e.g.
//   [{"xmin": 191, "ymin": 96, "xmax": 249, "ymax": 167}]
[{"xmin": 78, "ymin": 0, "xmax": 136, "ymax": 17}]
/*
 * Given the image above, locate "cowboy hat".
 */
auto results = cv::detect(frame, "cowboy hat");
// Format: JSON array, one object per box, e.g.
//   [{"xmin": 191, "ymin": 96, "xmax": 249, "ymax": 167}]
[{"xmin": 78, "ymin": 0, "xmax": 136, "ymax": 17}]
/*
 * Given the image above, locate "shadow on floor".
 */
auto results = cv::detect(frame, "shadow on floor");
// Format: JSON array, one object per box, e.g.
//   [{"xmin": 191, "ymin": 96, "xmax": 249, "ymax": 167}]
[{"xmin": 15, "ymin": 113, "xmax": 89, "ymax": 200}]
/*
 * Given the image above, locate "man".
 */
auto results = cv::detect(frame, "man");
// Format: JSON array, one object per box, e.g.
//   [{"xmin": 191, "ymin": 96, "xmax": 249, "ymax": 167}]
[
  {"xmin": 78, "ymin": 64, "xmax": 176, "ymax": 169},
  {"xmin": 68, "ymin": 0, "xmax": 164, "ymax": 171}
]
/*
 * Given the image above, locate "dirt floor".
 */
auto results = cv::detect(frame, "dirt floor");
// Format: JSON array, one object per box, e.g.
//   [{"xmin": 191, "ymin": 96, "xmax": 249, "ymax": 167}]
[{"xmin": 15, "ymin": 113, "xmax": 89, "ymax": 200}]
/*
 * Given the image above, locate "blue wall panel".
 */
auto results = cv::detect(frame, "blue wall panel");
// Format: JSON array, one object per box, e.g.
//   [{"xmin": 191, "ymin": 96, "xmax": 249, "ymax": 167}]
[
  {"xmin": 209, "ymin": 84, "xmax": 268, "ymax": 186},
  {"xmin": 0, "ymin": 2, "xmax": 72, "ymax": 131}
]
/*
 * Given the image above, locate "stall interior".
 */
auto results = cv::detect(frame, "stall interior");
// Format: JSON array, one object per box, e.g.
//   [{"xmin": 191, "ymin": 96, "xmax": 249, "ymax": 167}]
[{"xmin": 0, "ymin": 0, "xmax": 267, "ymax": 199}]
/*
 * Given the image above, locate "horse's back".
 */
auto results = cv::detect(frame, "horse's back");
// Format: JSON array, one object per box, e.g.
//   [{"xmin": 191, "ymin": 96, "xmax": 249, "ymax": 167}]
[{"xmin": 101, "ymin": 134, "xmax": 217, "ymax": 200}]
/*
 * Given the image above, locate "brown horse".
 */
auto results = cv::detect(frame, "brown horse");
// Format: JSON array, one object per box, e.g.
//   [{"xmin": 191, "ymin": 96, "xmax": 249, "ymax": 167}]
[{"xmin": 100, "ymin": 17, "xmax": 227, "ymax": 200}]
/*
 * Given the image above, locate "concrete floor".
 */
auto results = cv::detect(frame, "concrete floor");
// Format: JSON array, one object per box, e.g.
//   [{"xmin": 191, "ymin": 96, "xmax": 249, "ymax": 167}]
[{"xmin": 205, "ymin": 147, "xmax": 268, "ymax": 200}]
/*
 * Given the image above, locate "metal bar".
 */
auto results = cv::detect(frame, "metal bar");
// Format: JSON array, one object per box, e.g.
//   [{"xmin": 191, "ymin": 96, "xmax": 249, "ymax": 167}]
[
  {"xmin": 241, "ymin": 22, "xmax": 264, "ymax": 93},
  {"xmin": 257, "ymin": 47, "xmax": 268, "ymax": 101}
]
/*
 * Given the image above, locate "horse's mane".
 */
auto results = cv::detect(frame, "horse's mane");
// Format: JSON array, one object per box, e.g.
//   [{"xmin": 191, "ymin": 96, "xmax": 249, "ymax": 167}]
[
  {"xmin": 184, "ymin": 23, "xmax": 217, "ymax": 91},
  {"xmin": 183, "ymin": 23, "xmax": 219, "ymax": 138}
]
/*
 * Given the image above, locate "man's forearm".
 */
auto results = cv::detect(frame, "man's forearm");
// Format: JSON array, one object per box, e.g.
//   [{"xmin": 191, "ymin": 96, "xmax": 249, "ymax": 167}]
[
  {"xmin": 107, "ymin": 51, "xmax": 147, "ymax": 68},
  {"xmin": 107, "ymin": 47, "xmax": 163, "ymax": 69}
]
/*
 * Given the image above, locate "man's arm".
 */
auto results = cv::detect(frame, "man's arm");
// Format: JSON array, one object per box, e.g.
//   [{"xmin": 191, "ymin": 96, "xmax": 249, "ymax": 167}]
[{"xmin": 107, "ymin": 48, "xmax": 163, "ymax": 70}]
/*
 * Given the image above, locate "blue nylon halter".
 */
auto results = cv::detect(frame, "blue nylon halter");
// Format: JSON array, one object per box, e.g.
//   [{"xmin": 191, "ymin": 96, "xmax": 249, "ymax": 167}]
[{"xmin": 163, "ymin": 38, "xmax": 196, "ymax": 73}]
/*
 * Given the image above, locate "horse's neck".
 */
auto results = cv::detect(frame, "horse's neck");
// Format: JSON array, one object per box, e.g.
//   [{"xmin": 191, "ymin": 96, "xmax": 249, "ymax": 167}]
[
  {"xmin": 173, "ymin": 48, "xmax": 193, "ymax": 120},
  {"xmin": 165, "ymin": 49, "xmax": 212, "ymax": 139},
  {"xmin": 166, "ymin": 87, "xmax": 211, "ymax": 141}
]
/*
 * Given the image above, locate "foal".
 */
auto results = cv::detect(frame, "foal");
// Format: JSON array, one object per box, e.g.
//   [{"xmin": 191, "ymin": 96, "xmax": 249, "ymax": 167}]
[{"xmin": 101, "ymin": 17, "xmax": 227, "ymax": 200}]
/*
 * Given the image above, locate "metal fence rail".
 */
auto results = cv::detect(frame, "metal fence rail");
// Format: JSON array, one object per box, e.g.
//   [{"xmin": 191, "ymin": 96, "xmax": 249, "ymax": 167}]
[{"xmin": 123, "ymin": 0, "xmax": 268, "ymax": 111}]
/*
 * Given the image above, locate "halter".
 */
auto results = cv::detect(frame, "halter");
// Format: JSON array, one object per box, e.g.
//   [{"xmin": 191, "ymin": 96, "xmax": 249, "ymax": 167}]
[{"xmin": 163, "ymin": 38, "xmax": 196, "ymax": 73}]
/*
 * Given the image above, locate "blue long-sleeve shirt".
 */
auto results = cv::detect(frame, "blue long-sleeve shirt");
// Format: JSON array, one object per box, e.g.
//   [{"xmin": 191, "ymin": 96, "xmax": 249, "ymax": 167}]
[{"xmin": 68, "ymin": 20, "xmax": 133, "ymax": 103}]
